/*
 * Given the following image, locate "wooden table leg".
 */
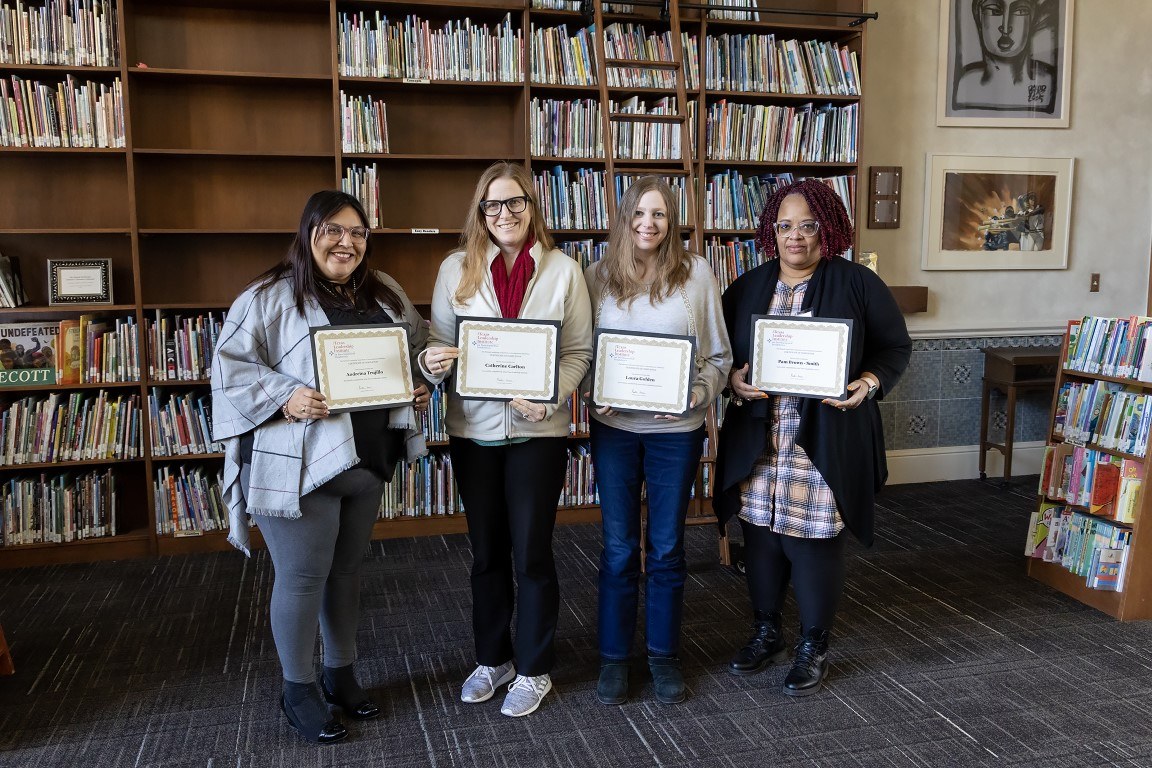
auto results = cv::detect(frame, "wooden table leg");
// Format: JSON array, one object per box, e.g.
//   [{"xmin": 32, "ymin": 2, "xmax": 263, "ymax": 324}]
[
  {"xmin": 0, "ymin": 624, "xmax": 13, "ymax": 676},
  {"xmin": 978, "ymin": 380, "xmax": 992, "ymax": 479},
  {"xmin": 1003, "ymin": 383, "xmax": 1018, "ymax": 482}
]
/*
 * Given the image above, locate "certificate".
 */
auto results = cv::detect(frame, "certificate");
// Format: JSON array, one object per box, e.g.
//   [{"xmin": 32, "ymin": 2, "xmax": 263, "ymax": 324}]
[
  {"xmin": 310, "ymin": 324, "xmax": 414, "ymax": 411},
  {"xmin": 455, "ymin": 317, "xmax": 561, "ymax": 402},
  {"xmin": 592, "ymin": 329, "xmax": 695, "ymax": 416},
  {"xmin": 749, "ymin": 315, "xmax": 853, "ymax": 399}
]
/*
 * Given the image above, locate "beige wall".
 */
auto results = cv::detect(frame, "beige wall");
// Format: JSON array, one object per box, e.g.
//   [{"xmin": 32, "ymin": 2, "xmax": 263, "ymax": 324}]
[{"xmin": 860, "ymin": 0, "xmax": 1152, "ymax": 335}]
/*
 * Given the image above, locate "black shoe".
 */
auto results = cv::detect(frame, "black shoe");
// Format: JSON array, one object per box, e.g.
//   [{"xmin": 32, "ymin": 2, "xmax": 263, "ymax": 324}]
[
  {"xmin": 727, "ymin": 611, "xmax": 787, "ymax": 676},
  {"xmin": 281, "ymin": 682, "xmax": 348, "ymax": 744},
  {"xmin": 321, "ymin": 664, "xmax": 381, "ymax": 720},
  {"xmin": 648, "ymin": 655, "xmax": 686, "ymax": 704},
  {"xmin": 596, "ymin": 660, "xmax": 629, "ymax": 705},
  {"xmin": 783, "ymin": 627, "xmax": 830, "ymax": 697}
]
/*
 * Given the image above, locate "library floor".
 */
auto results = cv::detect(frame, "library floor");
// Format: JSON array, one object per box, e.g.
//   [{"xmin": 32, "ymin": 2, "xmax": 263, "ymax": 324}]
[{"xmin": 3, "ymin": 477, "xmax": 1152, "ymax": 768}]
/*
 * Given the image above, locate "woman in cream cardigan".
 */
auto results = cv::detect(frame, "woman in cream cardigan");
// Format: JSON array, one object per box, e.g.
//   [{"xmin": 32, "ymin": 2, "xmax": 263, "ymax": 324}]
[{"xmin": 421, "ymin": 162, "xmax": 592, "ymax": 718}]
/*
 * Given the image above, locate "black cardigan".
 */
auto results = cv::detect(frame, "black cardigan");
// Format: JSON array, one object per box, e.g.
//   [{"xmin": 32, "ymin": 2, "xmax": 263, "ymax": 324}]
[{"xmin": 713, "ymin": 257, "xmax": 911, "ymax": 546}]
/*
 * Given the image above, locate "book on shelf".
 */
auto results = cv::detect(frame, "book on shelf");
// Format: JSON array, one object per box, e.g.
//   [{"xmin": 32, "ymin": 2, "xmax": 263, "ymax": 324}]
[
  {"xmin": 0, "ymin": 252, "xmax": 27, "ymax": 309},
  {"xmin": 1025, "ymin": 500, "xmax": 1061, "ymax": 559},
  {"xmin": 0, "ymin": 321, "xmax": 59, "ymax": 386}
]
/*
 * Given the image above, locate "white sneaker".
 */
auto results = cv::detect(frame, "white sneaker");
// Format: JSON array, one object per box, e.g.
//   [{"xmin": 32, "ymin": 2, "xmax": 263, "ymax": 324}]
[
  {"xmin": 500, "ymin": 674, "xmax": 552, "ymax": 717},
  {"xmin": 460, "ymin": 661, "xmax": 516, "ymax": 704}
]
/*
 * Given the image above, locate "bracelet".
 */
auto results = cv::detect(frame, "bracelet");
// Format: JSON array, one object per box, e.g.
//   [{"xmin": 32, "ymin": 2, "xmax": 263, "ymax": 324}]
[{"xmin": 281, "ymin": 403, "xmax": 300, "ymax": 423}]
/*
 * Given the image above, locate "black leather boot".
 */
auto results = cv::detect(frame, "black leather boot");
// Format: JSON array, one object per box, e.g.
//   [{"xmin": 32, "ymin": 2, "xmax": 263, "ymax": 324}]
[
  {"xmin": 282, "ymin": 680, "xmax": 348, "ymax": 744},
  {"xmin": 727, "ymin": 611, "xmax": 787, "ymax": 676},
  {"xmin": 782, "ymin": 627, "xmax": 830, "ymax": 697},
  {"xmin": 322, "ymin": 663, "xmax": 381, "ymax": 720}
]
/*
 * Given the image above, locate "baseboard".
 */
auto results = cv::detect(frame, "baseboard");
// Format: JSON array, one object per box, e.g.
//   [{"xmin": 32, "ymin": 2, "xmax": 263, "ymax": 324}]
[{"xmin": 885, "ymin": 442, "xmax": 1046, "ymax": 485}]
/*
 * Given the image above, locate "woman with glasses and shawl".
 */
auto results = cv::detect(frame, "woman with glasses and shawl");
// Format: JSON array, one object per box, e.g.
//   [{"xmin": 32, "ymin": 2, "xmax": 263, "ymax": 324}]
[{"xmin": 212, "ymin": 190, "xmax": 432, "ymax": 744}]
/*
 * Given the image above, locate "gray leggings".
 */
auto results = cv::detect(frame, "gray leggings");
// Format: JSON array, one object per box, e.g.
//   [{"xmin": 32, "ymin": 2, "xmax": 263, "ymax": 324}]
[{"xmin": 253, "ymin": 468, "xmax": 384, "ymax": 683}]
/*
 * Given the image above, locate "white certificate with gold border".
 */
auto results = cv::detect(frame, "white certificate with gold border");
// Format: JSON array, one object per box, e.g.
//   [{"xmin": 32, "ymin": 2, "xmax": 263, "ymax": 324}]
[
  {"xmin": 749, "ymin": 315, "xmax": 853, "ymax": 399},
  {"xmin": 310, "ymin": 324, "xmax": 414, "ymax": 411},
  {"xmin": 455, "ymin": 317, "xmax": 561, "ymax": 402},
  {"xmin": 592, "ymin": 329, "xmax": 695, "ymax": 416}
]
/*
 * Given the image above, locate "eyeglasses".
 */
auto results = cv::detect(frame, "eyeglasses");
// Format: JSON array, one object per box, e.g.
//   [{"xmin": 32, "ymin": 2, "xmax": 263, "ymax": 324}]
[
  {"xmin": 319, "ymin": 223, "xmax": 370, "ymax": 242},
  {"xmin": 478, "ymin": 196, "xmax": 530, "ymax": 217},
  {"xmin": 772, "ymin": 221, "xmax": 820, "ymax": 238}
]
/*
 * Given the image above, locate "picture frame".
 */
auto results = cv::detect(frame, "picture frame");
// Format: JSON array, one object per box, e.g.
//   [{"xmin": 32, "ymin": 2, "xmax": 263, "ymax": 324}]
[
  {"xmin": 47, "ymin": 258, "xmax": 113, "ymax": 305},
  {"xmin": 937, "ymin": 0, "xmax": 1074, "ymax": 127},
  {"xmin": 922, "ymin": 154, "xmax": 1073, "ymax": 271}
]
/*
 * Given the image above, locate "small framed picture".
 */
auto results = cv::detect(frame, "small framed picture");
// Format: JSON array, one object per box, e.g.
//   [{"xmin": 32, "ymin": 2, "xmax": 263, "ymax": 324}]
[{"xmin": 47, "ymin": 259, "xmax": 113, "ymax": 305}]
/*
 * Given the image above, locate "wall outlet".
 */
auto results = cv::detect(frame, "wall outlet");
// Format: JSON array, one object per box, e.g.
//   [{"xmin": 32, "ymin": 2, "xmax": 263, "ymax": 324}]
[{"xmin": 1090, "ymin": 273, "xmax": 1100, "ymax": 292}]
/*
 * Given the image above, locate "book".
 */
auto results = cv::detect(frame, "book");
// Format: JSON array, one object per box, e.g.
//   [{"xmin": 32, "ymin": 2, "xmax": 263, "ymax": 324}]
[
  {"xmin": 1116, "ymin": 459, "xmax": 1145, "ymax": 524},
  {"xmin": 0, "ymin": 321, "xmax": 59, "ymax": 386},
  {"xmin": 1026, "ymin": 501, "xmax": 1059, "ymax": 559},
  {"xmin": 1090, "ymin": 547, "xmax": 1125, "ymax": 591},
  {"xmin": 0, "ymin": 251, "xmax": 27, "ymax": 308},
  {"xmin": 56, "ymin": 319, "xmax": 82, "ymax": 385},
  {"xmin": 1088, "ymin": 453, "xmax": 1122, "ymax": 519}
]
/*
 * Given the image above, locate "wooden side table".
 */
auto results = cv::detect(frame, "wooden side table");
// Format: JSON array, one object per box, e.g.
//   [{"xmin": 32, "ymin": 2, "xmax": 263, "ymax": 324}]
[
  {"xmin": 0, "ymin": 623, "xmax": 13, "ymax": 676},
  {"xmin": 979, "ymin": 347, "xmax": 1059, "ymax": 483}
]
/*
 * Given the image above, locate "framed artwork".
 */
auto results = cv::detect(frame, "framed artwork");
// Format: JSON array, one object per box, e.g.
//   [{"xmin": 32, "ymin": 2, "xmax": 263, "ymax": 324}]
[
  {"xmin": 937, "ymin": 0, "xmax": 1074, "ymax": 127},
  {"xmin": 922, "ymin": 154, "xmax": 1073, "ymax": 270},
  {"xmin": 47, "ymin": 258, "xmax": 113, "ymax": 304}
]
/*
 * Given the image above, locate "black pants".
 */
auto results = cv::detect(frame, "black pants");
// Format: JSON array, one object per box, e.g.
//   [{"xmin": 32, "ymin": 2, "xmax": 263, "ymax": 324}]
[
  {"xmin": 449, "ymin": 436, "xmax": 569, "ymax": 677},
  {"xmin": 740, "ymin": 519, "xmax": 847, "ymax": 633}
]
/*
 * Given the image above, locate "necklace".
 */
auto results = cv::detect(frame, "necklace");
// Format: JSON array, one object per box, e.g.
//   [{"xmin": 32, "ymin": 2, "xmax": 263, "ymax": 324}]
[{"xmin": 317, "ymin": 274, "xmax": 360, "ymax": 303}]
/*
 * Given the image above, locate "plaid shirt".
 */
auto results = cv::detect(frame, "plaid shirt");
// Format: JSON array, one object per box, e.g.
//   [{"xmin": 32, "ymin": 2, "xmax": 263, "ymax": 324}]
[{"xmin": 738, "ymin": 279, "xmax": 844, "ymax": 538}]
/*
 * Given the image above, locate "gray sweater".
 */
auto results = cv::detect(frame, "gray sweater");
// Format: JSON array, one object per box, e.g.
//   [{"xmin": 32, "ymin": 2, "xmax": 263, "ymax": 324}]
[{"xmin": 584, "ymin": 255, "xmax": 732, "ymax": 434}]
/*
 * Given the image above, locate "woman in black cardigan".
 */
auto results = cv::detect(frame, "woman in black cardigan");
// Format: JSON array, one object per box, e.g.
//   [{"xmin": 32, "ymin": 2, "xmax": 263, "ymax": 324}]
[{"xmin": 715, "ymin": 179, "xmax": 911, "ymax": 696}]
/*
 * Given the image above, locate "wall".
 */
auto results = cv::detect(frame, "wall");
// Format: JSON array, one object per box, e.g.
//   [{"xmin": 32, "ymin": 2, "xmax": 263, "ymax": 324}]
[{"xmin": 860, "ymin": 0, "xmax": 1152, "ymax": 336}]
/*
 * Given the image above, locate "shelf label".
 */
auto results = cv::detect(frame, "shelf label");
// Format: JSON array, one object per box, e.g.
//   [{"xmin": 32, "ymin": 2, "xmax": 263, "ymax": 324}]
[
  {"xmin": 173, "ymin": 529, "xmax": 204, "ymax": 538},
  {"xmin": 402, "ymin": 77, "xmax": 431, "ymax": 84},
  {"xmin": 410, "ymin": 228, "xmax": 440, "ymax": 234},
  {"xmin": 0, "ymin": 368, "xmax": 55, "ymax": 386}
]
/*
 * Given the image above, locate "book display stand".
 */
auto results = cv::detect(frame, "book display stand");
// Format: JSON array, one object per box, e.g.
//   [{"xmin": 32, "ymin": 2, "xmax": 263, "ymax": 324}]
[{"xmin": 1026, "ymin": 318, "xmax": 1152, "ymax": 619}]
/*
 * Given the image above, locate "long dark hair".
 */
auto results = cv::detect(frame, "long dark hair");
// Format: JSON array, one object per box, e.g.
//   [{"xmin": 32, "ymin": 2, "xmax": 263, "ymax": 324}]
[
  {"xmin": 253, "ymin": 190, "xmax": 403, "ymax": 314},
  {"xmin": 754, "ymin": 179, "xmax": 855, "ymax": 262}
]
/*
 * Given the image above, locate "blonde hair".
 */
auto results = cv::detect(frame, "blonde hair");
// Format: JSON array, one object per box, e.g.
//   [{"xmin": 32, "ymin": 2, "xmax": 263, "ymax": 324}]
[
  {"xmin": 453, "ymin": 162, "xmax": 554, "ymax": 305},
  {"xmin": 596, "ymin": 175, "xmax": 690, "ymax": 307}
]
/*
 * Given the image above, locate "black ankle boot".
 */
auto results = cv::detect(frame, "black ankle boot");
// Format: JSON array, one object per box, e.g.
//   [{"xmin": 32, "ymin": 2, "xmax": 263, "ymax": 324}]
[
  {"xmin": 596, "ymin": 660, "xmax": 629, "ymax": 705},
  {"xmin": 727, "ymin": 611, "xmax": 787, "ymax": 676},
  {"xmin": 648, "ymin": 655, "xmax": 686, "ymax": 704},
  {"xmin": 321, "ymin": 663, "xmax": 381, "ymax": 720},
  {"xmin": 783, "ymin": 627, "xmax": 830, "ymax": 697},
  {"xmin": 282, "ymin": 680, "xmax": 348, "ymax": 744}
]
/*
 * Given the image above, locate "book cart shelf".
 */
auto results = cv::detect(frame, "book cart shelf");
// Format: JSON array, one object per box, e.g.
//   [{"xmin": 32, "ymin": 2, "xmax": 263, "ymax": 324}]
[
  {"xmin": 1027, "ymin": 320, "xmax": 1152, "ymax": 620},
  {"xmin": 0, "ymin": 0, "xmax": 889, "ymax": 569}
]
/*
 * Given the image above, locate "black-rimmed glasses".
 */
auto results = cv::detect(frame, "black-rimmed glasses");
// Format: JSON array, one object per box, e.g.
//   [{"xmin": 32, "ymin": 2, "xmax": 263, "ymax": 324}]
[{"xmin": 478, "ymin": 196, "xmax": 529, "ymax": 217}]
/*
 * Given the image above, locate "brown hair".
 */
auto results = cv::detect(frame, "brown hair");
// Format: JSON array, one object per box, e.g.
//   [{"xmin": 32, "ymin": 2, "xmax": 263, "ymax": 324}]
[
  {"xmin": 595, "ymin": 175, "xmax": 690, "ymax": 307},
  {"xmin": 453, "ymin": 162, "xmax": 554, "ymax": 305},
  {"xmin": 754, "ymin": 179, "xmax": 855, "ymax": 261}
]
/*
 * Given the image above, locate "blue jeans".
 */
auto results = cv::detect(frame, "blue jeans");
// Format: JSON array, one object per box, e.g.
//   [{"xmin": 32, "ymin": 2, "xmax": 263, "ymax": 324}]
[{"xmin": 591, "ymin": 420, "xmax": 705, "ymax": 659}]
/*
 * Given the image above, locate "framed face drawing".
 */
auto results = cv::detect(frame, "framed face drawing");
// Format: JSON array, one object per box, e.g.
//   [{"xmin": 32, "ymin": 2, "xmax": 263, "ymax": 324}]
[
  {"xmin": 922, "ymin": 154, "xmax": 1073, "ymax": 270},
  {"xmin": 937, "ymin": 0, "xmax": 1073, "ymax": 127}
]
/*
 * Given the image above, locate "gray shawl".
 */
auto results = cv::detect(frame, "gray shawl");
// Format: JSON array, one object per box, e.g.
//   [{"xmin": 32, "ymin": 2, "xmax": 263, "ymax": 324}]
[{"xmin": 211, "ymin": 274, "xmax": 429, "ymax": 555}]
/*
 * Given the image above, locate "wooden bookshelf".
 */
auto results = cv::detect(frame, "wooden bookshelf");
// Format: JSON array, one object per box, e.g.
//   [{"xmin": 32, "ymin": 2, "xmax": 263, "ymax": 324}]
[
  {"xmin": 0, "ymin": 0, "xmax": 876, "ymax": 567},
  {"xmin": 1026, "ymin": 322, "xmax": 1152, "ymax": 620}
]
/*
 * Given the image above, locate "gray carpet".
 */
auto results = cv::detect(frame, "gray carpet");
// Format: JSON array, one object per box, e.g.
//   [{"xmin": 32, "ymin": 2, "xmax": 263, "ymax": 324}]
[{"xmin": 2, "ymin": 477, "xmax": 1152, "ymax": 767}]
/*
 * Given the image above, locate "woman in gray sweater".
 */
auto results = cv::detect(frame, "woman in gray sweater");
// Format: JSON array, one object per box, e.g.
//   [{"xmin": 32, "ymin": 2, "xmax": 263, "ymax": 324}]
[{"xmin": 584, "ymin": 176, "xmax": 732, "ymax": 705}]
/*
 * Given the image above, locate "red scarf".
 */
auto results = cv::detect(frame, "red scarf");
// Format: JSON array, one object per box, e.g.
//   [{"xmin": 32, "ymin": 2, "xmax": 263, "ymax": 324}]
[{"xmin": 491, "ymin": 238, "xmax": 535, "ymax": 319}]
